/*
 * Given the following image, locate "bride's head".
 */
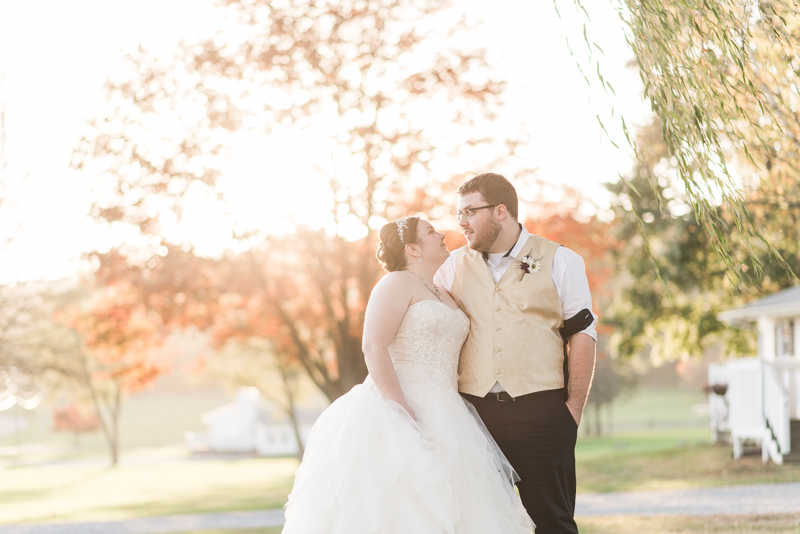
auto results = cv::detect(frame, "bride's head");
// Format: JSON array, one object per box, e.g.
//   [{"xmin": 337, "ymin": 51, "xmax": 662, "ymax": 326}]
[
  {"xmin": 377, "ymin": 217, "xmax": 448, "ymax": 272},
  {"xmin": 377, "ymin": 217, "xmax": 419, "ymax": 272}
]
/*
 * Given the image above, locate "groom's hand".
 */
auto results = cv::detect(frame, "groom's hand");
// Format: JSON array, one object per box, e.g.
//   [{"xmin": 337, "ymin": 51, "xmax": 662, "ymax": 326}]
[{"xmin": 566, "ymin": 403, "xmax": 581, "ymax": 426}]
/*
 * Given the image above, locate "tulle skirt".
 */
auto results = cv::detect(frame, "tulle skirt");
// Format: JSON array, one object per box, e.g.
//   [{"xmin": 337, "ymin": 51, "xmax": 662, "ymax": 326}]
[{"xmin": 282, "ymin": 377, "xmax": 533, "ymax": 534}]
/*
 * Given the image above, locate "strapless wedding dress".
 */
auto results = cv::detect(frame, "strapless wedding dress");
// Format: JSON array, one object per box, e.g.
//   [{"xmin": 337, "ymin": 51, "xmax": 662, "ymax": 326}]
[{"xmin": 282, "ymin": 300, "xmax": 533, "ymax": 534}]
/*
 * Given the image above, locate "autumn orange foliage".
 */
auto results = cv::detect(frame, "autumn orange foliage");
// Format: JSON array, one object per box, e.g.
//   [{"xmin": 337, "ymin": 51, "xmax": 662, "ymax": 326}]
[
  {"xmin": 52, "ymin": 404, "xmax": 102, "ymax": 433},
  {"xmin": 59, "ymin": 283, "xmax": 168, "ymax": 394},
  {"xmin": 54, "ymin": 282, "xmax": 169, "ymax": 465}
]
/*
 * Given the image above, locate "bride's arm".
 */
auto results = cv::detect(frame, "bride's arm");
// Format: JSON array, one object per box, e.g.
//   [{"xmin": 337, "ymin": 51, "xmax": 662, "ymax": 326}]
[{"xmin": 362, "ymin": 274, "xmax": 416, "ymax": 420}]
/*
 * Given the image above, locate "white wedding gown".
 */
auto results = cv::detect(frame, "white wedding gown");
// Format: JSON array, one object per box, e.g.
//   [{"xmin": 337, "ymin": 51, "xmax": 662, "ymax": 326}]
[{"xmin": 282, "ymin": 300, "xmax": 534, "ymax": 534}]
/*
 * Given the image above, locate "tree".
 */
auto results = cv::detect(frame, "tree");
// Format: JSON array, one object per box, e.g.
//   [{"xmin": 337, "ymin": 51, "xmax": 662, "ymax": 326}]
[
  {"xmin": 55, "ymin": 282, "xmax": 168, "ymax": 465},
  {"xmin": 0, "ymin": 85, "xmax": 36, "ymax": 376},
  {"xmin": 52, "ymin": 403, "xmax": 102, "ymax": 453},
  {"xmin": 74, "ymin": 0, "xmax": 517, "ymax": 401},
  {"xmin": 565, "ymin": 0, "xmax": 800, "ymax": 280},
  {"xmin": 604, "ymin": 116, "xmax": 799, "ymax": 364}
]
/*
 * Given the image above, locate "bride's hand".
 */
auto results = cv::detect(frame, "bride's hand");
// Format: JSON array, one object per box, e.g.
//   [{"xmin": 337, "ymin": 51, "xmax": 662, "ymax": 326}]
[{"xmin": 402, "ymin": 403, "xmax": 417, "ymax": 421}]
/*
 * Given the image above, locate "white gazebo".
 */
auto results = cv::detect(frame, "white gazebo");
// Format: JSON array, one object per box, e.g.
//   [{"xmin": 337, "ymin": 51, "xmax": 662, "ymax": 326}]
[{"xmin": 710, "ymin": 286, "xmax": 800, "ymax": 464}]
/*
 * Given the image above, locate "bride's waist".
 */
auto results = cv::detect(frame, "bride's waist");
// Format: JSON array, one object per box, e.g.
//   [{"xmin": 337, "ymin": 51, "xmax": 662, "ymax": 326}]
[{"xmin": 364, "ymin": 373, "xmax": 458, "ymax": 393}]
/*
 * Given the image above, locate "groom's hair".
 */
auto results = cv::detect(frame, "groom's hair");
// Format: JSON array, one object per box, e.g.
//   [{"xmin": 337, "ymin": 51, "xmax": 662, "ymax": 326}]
[{"xmin": 458, "ymin": 173, "xmax": 518, "ymax": 220}]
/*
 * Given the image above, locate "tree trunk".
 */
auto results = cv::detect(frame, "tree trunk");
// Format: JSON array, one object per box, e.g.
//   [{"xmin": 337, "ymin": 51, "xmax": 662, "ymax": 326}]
[
  {"xmin": 287, "ymin": 402, "xmax": 305, "ymax": 460},
  {"xmin": 276, "ymin": 357, "xmax": 305, "ymax": 459},
  {"xmin": 109, "ymin": 385, "xmax": 121, "ymax": 466},
  {"xmin": 82, "ymin": 353, "xmax": 120, "ymax": 466}
]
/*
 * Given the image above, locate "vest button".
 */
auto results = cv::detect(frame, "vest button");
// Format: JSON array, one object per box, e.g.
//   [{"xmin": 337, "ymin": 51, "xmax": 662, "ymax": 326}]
[
  {"xmin": 494, "ymin": 306, "xmax": 500, "ymax": 311},
  {"xmin": 495, "ymin": 327, "xmax": 501, "ymax": 331},
  {"xmin": 495, "ymin": 287, "xmax": 501, "ymax": 292},
  {"xmin": 494, "ymin": 348, "xmax": 501, "ymax": 353}
]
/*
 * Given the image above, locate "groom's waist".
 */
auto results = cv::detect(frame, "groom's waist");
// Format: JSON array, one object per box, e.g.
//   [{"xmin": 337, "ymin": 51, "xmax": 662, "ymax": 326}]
[
  {"xmin": 458, "ymin": 341, "xmax": 565, "ymax": 397},
  {"xmin": 464, "ymin": 388, "xmax": 566, "ymax": 403}
]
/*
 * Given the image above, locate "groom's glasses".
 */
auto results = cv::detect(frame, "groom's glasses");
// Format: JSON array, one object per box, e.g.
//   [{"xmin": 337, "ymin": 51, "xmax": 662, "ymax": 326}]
[{"xmin": 455, "ymin": 204, "xmax": 498, "ymax": 220}]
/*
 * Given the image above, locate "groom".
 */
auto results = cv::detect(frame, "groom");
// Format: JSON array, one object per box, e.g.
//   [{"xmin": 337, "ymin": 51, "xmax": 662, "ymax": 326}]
[{"xmin": 435, "ymin": 173, "xmax": 597, "ymax": 534}]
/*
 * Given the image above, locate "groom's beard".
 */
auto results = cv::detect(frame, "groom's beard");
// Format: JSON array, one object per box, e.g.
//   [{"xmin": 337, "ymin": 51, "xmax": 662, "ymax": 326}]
[{"xmin": 469, "ymin": 218, "xmax": 502, "ymax": 253}]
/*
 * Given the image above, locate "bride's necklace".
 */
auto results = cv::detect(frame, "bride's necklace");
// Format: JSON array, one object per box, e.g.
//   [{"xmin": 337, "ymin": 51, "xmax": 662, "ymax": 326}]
[{"xmin": 406, "ymin": 271, "xmax": 443, "ymax": 302}]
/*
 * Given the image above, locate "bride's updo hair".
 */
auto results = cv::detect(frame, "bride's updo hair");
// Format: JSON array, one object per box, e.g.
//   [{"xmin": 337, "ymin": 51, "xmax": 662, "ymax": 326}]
[{"xmin": 376, "ymin": 217, "xmax": 420, "ymax": 272}]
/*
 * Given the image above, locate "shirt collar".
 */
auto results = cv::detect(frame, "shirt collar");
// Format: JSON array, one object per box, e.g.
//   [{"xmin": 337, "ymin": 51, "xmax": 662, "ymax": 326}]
[
  {"xmin": 507, "ymin": 224, "xmax": 531, "ymax": 259},
  {"xmin": 482, "ymin": 224, "xmax": 530, "ymax": 261}
]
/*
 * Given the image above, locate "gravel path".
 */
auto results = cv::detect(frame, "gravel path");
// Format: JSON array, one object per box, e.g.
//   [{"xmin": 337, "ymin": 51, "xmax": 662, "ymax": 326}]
[
  {"xmin": 2, "ymin": 482, "xmax": 800, "ymax": 533},
  {"xmin": 0, "ymin": 510, "xmax": 285, "ymax": 534},
  {"xmin": 575, "ymin": 481, "xmax": 800, "ymax": 517}
]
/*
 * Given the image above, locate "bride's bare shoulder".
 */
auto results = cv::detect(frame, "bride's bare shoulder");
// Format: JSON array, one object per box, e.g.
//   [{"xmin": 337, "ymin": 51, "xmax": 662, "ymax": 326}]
[
  {"xmin": 371, "ymin": 271, "xmax": 415, "ymax": 298},
  {"xmin": 367, "ymin": 272, "xmax": 415, "ymax": 313}
]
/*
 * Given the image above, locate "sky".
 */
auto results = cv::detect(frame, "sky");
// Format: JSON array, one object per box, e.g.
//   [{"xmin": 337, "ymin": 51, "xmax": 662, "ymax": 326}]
[{"xmin": 0, "ymin": 0, "xmax": 650, "ymax": 283}]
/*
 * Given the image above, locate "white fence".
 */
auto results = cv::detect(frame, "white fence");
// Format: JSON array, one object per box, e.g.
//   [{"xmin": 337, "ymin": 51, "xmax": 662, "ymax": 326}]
[
  {"xmin": 773, "ymin": 359, "xmax": 800, "ymax": 420},
  {"xmin": 710, "ymin": 357, "xmax": 796, "ymax": 463},
  {"xmin": 726, "ymin": 358, "xmax": 765, "ymax": 459}
]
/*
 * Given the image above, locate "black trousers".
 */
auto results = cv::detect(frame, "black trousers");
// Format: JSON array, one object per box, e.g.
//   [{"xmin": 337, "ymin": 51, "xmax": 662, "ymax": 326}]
[{"xmin": 462, "ymin": 389, "xmax": 579, "ymax": 534}]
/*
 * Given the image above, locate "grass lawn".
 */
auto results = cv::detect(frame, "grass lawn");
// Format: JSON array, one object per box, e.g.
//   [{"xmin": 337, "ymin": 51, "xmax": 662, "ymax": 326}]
[
  {"xmin": 0, "ymin": 456, "xmax": 298, "ymax": 524},
  {"xmin": 585, "ymin": 387, "xmax": 709, "ymax": 432},
  {"xmin": 577, "ymin": 514, "xmax": 800, "ymax": 533},
  {"xmin": 577, "ymin": 431, "xmax": 800, "ymax": 493}
]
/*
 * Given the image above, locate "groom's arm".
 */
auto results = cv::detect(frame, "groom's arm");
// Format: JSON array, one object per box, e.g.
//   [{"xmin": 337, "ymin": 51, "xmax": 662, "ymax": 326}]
[
  {"xmin": 565, "ymin": 333, "xmax": 596, "ymax": 426},
  {"xmin": 553, "ymin": 247, "xmax": 598, "ymax": 426},
  {"xmin": 433, "ymin": 249, "xmax": 458, "ymax": 291}
]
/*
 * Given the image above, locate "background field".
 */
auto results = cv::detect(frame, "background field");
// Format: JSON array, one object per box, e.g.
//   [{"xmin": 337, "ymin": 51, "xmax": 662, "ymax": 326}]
[
  {"xmin": 0, "ymin": 381, "xmax": 709, "ymax": 456},
  {"xmin": 3, "ymin": 382, "xmax": 798, "ymax": 526}
]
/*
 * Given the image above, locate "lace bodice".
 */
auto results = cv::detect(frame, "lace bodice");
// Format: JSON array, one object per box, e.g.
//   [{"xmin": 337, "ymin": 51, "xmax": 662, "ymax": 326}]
[{"xmin": 389, "ymin": 300, "xmax": 470, "ymax": 392}]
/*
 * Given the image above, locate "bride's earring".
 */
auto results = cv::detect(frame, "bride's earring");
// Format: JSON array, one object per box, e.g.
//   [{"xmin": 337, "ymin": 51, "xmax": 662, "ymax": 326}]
[{"xmin": 417, "ymin": 254, "xmax": 422, "ymax": 264}]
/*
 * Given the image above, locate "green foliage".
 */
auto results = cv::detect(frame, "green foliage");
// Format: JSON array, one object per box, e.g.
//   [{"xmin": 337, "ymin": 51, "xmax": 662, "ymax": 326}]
[
  {"xmin": 564, "ymin": 0, "xmax": 800, "ymax": 282},
  {"xmin": 605, "ymin": 116, "xmax": 800, "ymax": 361}
]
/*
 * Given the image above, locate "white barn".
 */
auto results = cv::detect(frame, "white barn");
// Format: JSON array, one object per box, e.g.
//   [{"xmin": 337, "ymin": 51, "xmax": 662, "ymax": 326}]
[
  {"xmin": 710, "ymin": 286, "xmax": 800, "ymax": 464},
  {"xmin": 184, "ymin": 387, "xmax": 322, "ymax": 456}
]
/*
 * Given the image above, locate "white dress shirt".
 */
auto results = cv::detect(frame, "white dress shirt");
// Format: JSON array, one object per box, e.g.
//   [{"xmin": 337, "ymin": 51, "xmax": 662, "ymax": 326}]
[{"xmin": 434, "ymin": 226, "xmax": 597, "ymax": 394}]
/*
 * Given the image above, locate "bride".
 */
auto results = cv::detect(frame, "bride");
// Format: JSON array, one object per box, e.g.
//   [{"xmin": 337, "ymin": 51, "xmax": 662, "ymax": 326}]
[{"xmin": 281, "ymin": 217, "xmax": 533, "ymax": 534}]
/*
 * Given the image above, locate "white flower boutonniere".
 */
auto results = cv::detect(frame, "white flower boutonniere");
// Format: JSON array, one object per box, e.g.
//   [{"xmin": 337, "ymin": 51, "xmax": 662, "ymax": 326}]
[{"xmin": 518, "ymin": 254, "xmax": 542, "ymax": 281}]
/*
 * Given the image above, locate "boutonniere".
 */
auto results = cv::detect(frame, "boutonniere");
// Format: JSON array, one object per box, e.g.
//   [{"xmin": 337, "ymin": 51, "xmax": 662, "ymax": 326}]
[{"xmin": 518, "ymin": 254, "xmax": 542, "ymax": 281}]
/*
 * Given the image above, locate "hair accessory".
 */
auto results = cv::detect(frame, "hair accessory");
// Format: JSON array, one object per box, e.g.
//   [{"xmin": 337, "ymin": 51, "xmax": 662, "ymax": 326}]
[{"xmin": 395, "ymin": 217, "xmax": 409, "ymax": 244}]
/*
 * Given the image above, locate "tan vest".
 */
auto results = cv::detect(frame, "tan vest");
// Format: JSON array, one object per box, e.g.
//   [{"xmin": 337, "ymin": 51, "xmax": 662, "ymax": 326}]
[{"xmin": 450, "ymin": 235, "xmax": 564, "ymax": 397}]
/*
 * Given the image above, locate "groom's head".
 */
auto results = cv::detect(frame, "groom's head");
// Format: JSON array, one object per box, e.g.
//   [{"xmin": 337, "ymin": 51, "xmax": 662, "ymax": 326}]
[{"xmin": 457, "ymin": 173, "xmax": 518, "ymax": 253}]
